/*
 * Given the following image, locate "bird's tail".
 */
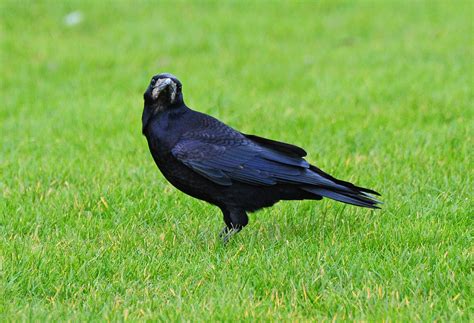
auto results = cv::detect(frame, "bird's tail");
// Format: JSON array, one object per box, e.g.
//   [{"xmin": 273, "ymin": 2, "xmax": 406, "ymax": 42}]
[{"xmin": 302, "ymin": 166, "xmax": 382, "ymax": 209}]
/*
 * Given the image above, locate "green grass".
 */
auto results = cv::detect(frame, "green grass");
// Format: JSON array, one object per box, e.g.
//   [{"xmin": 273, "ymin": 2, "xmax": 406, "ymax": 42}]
[{"xmin": 1, "ymin": 0, "xmax": 472, "ymax": 321}]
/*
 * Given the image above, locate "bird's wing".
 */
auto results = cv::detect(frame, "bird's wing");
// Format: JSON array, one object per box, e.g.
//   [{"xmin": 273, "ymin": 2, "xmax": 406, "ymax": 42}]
[
  {"xmin": 241, "ymin": 133, "xmax": 307, "ymax": 157},
  {"xmin": 171, "ymin": 133, "xmax": 349, "ymax": 190}
]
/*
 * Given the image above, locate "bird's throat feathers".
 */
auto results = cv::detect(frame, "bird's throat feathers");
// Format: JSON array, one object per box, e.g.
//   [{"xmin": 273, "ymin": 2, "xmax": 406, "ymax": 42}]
[{"xmin": 142, "ymin": 102, "xmax": 187, "ymax": 135}]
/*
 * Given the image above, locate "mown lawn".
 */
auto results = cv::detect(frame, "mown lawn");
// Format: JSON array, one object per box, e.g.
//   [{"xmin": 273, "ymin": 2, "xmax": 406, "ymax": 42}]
[{"xmin": 1, "ymin": 0, "xmax": 472, "ymax": 321}]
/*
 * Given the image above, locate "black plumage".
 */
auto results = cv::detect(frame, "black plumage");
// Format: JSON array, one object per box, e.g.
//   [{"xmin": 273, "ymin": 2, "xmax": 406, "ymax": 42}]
[{"xmin": 142, "ymin": 73, "xmax": 381, "ymax": 240}]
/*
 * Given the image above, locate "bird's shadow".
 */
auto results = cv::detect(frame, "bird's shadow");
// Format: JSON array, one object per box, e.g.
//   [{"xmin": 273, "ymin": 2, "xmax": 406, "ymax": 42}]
[
  {"xmin": 147, "ymin": 199, "xmax": 376, "ymax": 250},
  {"xmin": 245, "ymin": 201, "xmax": 376, "ymax": 245}
]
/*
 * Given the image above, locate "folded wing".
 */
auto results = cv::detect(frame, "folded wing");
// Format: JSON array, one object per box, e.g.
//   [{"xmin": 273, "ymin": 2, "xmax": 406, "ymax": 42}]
[
  {"xmin": 170, "ymin": 119, "xmax": 381, "ymax": 208},
  {"xmin": 178, "ymin": 133, "xmax": 371, "ymax": 186}
]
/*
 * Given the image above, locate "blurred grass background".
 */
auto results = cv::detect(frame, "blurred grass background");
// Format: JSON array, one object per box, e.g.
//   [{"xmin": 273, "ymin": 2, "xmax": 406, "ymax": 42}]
[{"xmin": 1, "ymin": 0, "xmax": 472, "ymax": 321}]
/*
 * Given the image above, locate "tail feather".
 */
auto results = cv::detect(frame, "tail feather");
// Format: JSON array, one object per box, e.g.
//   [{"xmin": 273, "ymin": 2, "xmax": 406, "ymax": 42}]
[
  {"xmin": 304, "ymin": 187, "xmax": 381, "ymax": 209},
  {"xmin": 309, "ymin": 165, "xmax": 381, "ymax": 196},
  {"xmin": 303, "ymin": 165, "xmax": 382, "ymax": 209}
]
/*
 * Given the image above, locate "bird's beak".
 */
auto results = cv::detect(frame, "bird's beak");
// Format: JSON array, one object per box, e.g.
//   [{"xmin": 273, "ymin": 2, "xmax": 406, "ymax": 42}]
[
  {"xmin": 143, "ymin": 78, "xmax": 174, "ymax": 134},
  {"xmin": 156, "ymin": 78, "xmax": 172, "ymax": 90},
  {"xmin": 152, "ymin": 78, "xmax": 172, "ymax": 99}
]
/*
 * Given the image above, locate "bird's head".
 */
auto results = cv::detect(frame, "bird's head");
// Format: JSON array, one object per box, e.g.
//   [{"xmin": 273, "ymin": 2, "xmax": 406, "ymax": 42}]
[
  {"xmin": 143, "ymin": 73, "xmax": 183, "ymax": 107},
  {"xmin": 142, "ymin": 73, "xmax": 184, "ymax": 134}
]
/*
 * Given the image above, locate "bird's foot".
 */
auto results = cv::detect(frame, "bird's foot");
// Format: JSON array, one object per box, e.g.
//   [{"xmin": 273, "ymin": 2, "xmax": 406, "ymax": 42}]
[
  {"xmin": 219, "ymin": 226, "xmax": 230, "ymax": 239},
  {"xmin": 219, "ymin": 226, "xmax": 240, "ymax": 244}
]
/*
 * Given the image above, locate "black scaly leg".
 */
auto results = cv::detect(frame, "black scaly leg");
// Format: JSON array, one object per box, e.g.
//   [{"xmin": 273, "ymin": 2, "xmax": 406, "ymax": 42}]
[{"xmin": 219, "ymin": 207, "xmax": 249, "ymax": 243}]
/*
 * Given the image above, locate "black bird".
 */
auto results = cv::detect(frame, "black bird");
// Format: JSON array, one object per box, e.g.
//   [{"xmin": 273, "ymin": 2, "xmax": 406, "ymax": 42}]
[{"xmin": 142, "ymin": 73, "xmax": 381, "ymax": 240}]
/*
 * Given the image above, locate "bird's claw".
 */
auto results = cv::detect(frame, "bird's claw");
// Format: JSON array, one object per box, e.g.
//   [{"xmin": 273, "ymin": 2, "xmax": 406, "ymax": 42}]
[
  {"xmin": 219, "ymin": 226, "xmax": 230, "ymax": 238},
  {"xmin": 219, "ymin": 226, "xmax": 239, "ymax": 244}
]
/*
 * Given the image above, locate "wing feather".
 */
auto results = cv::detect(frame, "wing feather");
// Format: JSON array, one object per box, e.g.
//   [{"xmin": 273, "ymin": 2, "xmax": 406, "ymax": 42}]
[
  {"xmin": 242, "ymin": 133, "xmax": 307, "ymax": 157},
  {"xmin": 171, "ymin": 134, "xmax": 308, "ymax": 186},
  {"xmin": 171, "ymin": 129, "xmax": 377, "ymax": 203}
]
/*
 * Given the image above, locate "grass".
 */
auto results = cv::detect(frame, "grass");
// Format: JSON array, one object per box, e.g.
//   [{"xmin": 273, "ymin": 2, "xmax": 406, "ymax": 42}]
[{"xmin": 1, "ymin": 0, "xmax": 472, "ymax": 321}]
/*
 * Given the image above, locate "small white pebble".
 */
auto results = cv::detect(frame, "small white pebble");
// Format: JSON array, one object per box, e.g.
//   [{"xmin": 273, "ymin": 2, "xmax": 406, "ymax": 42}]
[{"xmin": 64, "ymin": 11, "xmax": 83, "ymax": 26}]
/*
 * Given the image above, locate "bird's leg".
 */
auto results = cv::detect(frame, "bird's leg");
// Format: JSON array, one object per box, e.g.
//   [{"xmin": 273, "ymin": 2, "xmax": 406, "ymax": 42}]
[
  {"xmin": 219, "ymin": 208, "xmax": 248, "ymax": 243},
  {"xmin": 219, "ymin": 209, "xmax": 234, "ymax": 240}
]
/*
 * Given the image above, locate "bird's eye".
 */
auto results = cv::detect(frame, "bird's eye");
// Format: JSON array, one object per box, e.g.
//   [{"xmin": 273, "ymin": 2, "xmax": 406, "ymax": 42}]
[{"xmin": 150, "ymin": 78, "xmax": 156, "ymax": 86}]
